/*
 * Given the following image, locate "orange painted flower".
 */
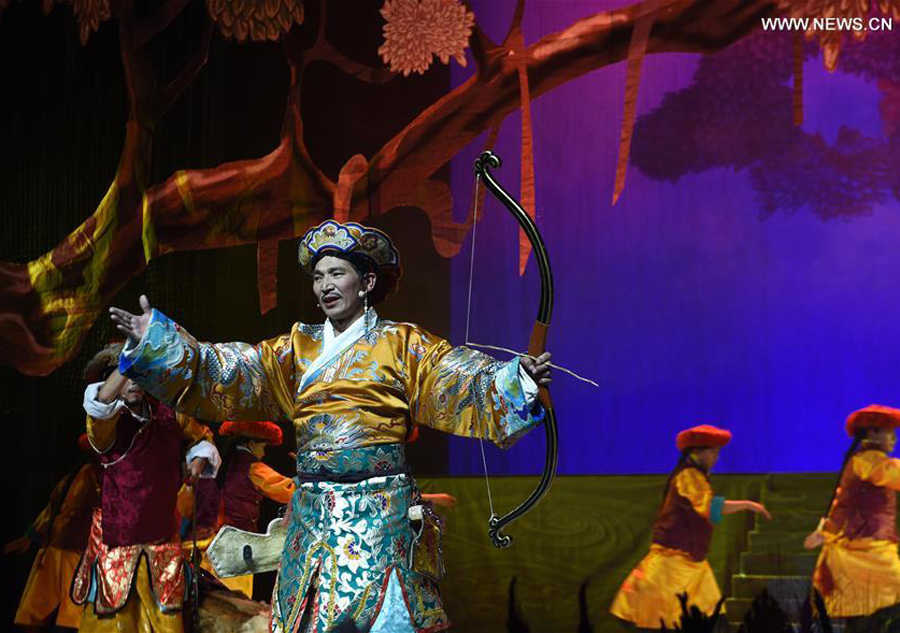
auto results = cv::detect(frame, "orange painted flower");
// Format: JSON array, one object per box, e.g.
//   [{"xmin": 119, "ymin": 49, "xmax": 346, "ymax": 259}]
[
  {"xmin": 206, "ymin": 0, "xmax": 304, "ymax": 42},
  {"xmin": 789, "ymin": 0, "xmax": 900, "ymax": 70},
  {"xmin": 379, "ymin": 0, "xmax": 475, "ymax": 76},
  {"xmin": 73, "ymin": 0, "xmax": 111, "ymax": 45}
]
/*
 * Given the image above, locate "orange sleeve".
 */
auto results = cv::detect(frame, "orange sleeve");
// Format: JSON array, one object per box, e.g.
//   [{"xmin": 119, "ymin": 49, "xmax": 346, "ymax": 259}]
[
  {"xmin": 248, "ymin": 462, "xmax": 295, "ymax": 504},
  {"xmin": 86, "ymin": 411, "xmax": 122, "ymax": 453},
  {"xmin": 855, "ymin": 450, "xmax": 900, "ymax": 491},
  {"xmin": 674, "ymin": 468, "xmax": 714, "ymax": 517},
  {"xmin": 176, "ymin": 483, "xmax": 194, "ymax": 519}
]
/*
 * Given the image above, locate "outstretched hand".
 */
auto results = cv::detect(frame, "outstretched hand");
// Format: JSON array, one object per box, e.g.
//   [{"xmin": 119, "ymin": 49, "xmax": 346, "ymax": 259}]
[
  {"xmin": 521, "ymin": 352, "xmax": 552, "ymax": 387},
  {"xmin": 804, "ymin": 530, "xmax": 825, "ymax": 550},
  {"xmin": 747, "ymin": 501, "xmax": 772, "ymax": 521},
  {"xmin": 724, "ymin": 499, "xmax": 772, "ymax": 520},
  {"xmin": 109, "ymin": 295, "xmax": 153, "ymax": 346},
  {"xmin": 188, "ymin": 457, "xmax": 209, "ymax": 481}
]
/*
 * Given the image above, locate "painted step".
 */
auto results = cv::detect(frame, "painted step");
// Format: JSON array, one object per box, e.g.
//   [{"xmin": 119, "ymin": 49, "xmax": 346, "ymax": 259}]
[
  {"xmin": 746, "ymin": 530, "xmax": 811, "ymax": 552},
  {"xmin": 754, "ymin": 508, "xmax": 823, "ymax": 532},
  {"xmin": 761, "ymin": 489, "xmax": 833, "ymax": 506},
  {"xmin": 731, "ymin": 574, "xmax": 809, "ymax": 600},
  {"xmin": 764, "ymin": 473, "xmax": 834, "ymax": 493},
  {"xmin": 739, "ymin": 551, "xmax": 818, "ymax": 575}
]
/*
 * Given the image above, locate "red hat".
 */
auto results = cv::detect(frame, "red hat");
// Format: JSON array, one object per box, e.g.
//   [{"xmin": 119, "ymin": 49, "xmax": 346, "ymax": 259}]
[
  {"xmin": 846, "ymin": 405, "xmax": 900, "ymax": 437},
  {"xmin": 219, "ymin": 421, "xmax": 283, "ymax": 445},
  {"xmin": 78, "ymin": 433, "xmax": 92, "ymax": 453},
  {"xmin": 676, "ymin": 424, "xmax": 733, "ymax": 452}
]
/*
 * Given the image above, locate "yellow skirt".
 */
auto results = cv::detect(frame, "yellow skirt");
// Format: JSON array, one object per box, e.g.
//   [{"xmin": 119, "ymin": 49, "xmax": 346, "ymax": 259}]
[
  {"xmin": 218, "ymin": 574, "xmax": 254, "ymax": 598},
  {"xmin": 610, "ymin": 545, "xmax": 722, "ymax": 629},
  {"xmin": 813, "ymin": 536, "xmax": 900, "ymax": 617},
  {"xmin": 79, "ymin": 556, "xmax": 183, "ymax": 633},
  {"xmin": 184, "ymin": 537, "xmax": 255, "ymax": 599},
  {"xmin": 14, "ymin": 546, "xmax": 84, "ymax": 628}
]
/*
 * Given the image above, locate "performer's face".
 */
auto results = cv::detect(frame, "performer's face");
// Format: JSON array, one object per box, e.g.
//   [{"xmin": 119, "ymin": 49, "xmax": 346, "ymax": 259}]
[
  {"xmin": 248, "ymin": 440, "xmax": 267, "ymax": 459},
  {"xmin": 121, "ymin": 378, "xmax": 145, "ymax": 406},
  {"xmin": 694, "ymin": 447, "xmax": 720, "ymax": 470},
  {"xmin": 312, "ymin": 255, "xmax": 374, "ymax": 323},
  {"xmin": 868, "ymin": 428, "xmax": 897, "ymax": 453}
]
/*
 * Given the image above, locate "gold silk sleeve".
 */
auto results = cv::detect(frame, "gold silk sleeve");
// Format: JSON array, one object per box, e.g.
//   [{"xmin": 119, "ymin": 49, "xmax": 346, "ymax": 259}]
[
  {"xmin": 86, "ymin": 411, "xmax": 122, "ymax": 453},
  {"xmin": 854, "ymin": 450, "xmax": 900, "ymax": 491},
  {"xmin": 406, "ymin": 327, "xmax": 543, "ymax": 449},
  {"xmin": 248, "ymin": 462, "xmax": 296, "ymax": 504},
  {"xmin": 674, "ymin": 468, "xmax": 714, "ymax": 517},
  {"xmin": 121, "ymin": 310, "xmax": 297, "ymax": 423}
]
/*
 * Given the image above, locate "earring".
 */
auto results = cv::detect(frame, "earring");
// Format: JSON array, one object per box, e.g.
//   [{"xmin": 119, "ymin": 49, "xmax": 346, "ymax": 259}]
[
  {"xmin": 363, "ymin": 292, "xmax": 369, "ymax": 331},
  {"xmin": 358, "ymin": 290, "xmax": 365, "ymax": 298}
]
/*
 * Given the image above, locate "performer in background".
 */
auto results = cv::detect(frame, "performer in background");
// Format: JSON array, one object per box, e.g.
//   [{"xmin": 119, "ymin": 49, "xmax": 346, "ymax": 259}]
[
  {"xmin": 72, "ymin": 343, "xmax": 221, "ymax": 633},
  {"xmin": 213, "ymin": 419, "xmax": 296, "ymax": 598},
  {"xmin": 5, "ymin": 434, "xmax": 100, "ymax": 632},
  {"xmin": 804, "ymin": 405, "xmax": 900, "ymax": 631},
  {"xmin": 610, "ymin": 424, "xmax": 770, "ymax": 630},
  {"xmin": 108, "ymin": 219, "xmax": 552, "ymax": 633}
]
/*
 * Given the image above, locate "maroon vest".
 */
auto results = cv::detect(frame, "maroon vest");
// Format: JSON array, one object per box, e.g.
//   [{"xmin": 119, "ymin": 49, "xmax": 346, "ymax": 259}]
[
  {"xmin": 825, "ymin": 449, "xmax": 898, "ymax": 542},
  {"xmin": 652, "ymin": 465, "xmax": 714, "ymax": 562},
  {"xmin": 222, "ymin": 449, "xmax": 264, "ymax": 532},
  {"xmin": 99, "ymin": 400, "xmax": 183, "ymax": 547},
  {"xmin": 193, "ymin": 477, "xmax": 222, "ymax": 536}
]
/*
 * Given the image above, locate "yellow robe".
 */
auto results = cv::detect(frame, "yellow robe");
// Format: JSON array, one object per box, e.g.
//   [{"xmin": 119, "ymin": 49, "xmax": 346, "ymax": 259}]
[
  {"xmin": 610, "ymin": 469, "xmax": 722, "ymax": 629},
  {"xmin": 121, "ymin": 309, "xmax": 541, "ymax": 633},
  {"xmin": 121, "ymin": 311, "xmax": 539, "ymax": 450},
  {"xmin": 14, "ymin": 463, "xmax": 99, "ymax": 629},
  {"xmin": 813, "ymin": 449, "xmax": 900, "ymax": 617}
]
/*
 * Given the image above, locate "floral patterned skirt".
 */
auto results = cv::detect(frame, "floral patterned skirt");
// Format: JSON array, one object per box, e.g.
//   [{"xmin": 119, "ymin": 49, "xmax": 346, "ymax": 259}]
[
  {"xmin": 71, "ymin": 509, "xmax": 186, "ymax": 615},
  {"xmin": 272, "ymin": 470, "xmax": 449, "ymax": 633}
]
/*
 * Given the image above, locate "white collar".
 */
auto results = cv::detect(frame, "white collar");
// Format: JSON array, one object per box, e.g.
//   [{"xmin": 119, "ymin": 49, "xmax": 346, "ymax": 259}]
[
  {"xmin": 299, "ymin": 309, "xmax": 377, "ymax": 390},
  {"xmin": 322, "ymin": 309, "xmax": 368, "ymax": 347}
]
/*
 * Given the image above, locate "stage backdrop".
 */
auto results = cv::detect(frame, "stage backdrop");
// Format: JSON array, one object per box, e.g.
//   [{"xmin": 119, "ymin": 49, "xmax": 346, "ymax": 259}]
[{"xmin": 446, "ymin": 0, "xmax": 900, "ymax": 476}]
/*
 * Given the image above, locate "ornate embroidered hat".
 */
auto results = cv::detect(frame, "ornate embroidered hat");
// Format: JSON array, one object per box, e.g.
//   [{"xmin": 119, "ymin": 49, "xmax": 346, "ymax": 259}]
[
  {"xmin": 219, "ymin": 420, "xmax": 283, "ymax": 445},
  {"xmin": 83, "ymin": 342, "xmax": 124, "ymax": 383},
  {"xmin": 676, "ymin": 424, "xmax": 733, "ymax": 452},
  {"xmin": 297, "ymin": 220, "xmax": 402, "ymax": 302},
  {"xmin": 846, "ymin": 405, "xmax": 900, "ymax": 437}
]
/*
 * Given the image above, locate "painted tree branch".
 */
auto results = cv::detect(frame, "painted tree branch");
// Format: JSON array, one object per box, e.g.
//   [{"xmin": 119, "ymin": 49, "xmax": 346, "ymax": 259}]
[
  {"xmin": 348, "ymin": 0, "xmax": 782, "ymax": 244},
  {"xmin": 309, "ymin": 40, "xmax": 395, "ymax": 84},
  {"xmin": 133, "ymin": 0, "xmax": 194, "ymax": 48},
  {"xmin": 0, "ymin": 0, "xmax": 784, "ymax": 375},
  {"xmin": 460, "ymin": 0, "xmax": 500, "ymax": 71},
  {"xmin": 503, "ymin": 0, "xmax": 526, "ymax": 44},
  {"xmin": 160, "ymin": 18, "xmax": 213, "ymax": 114},
  {"xmin": 303, "ymin": 0, "xmax": 394, "ymax": 84}
]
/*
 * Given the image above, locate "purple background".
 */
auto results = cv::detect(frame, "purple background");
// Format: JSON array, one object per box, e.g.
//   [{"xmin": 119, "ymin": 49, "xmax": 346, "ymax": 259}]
[{"xmin": 444, "ymin": 1, "xmax": 900, "ymax": 474}]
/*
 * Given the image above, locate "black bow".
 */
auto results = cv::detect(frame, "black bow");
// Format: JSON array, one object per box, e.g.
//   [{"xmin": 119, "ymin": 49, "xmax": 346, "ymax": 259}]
[{"xmin": 474, "ymin": 150, "xmax": 558, "ymax": 548}]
